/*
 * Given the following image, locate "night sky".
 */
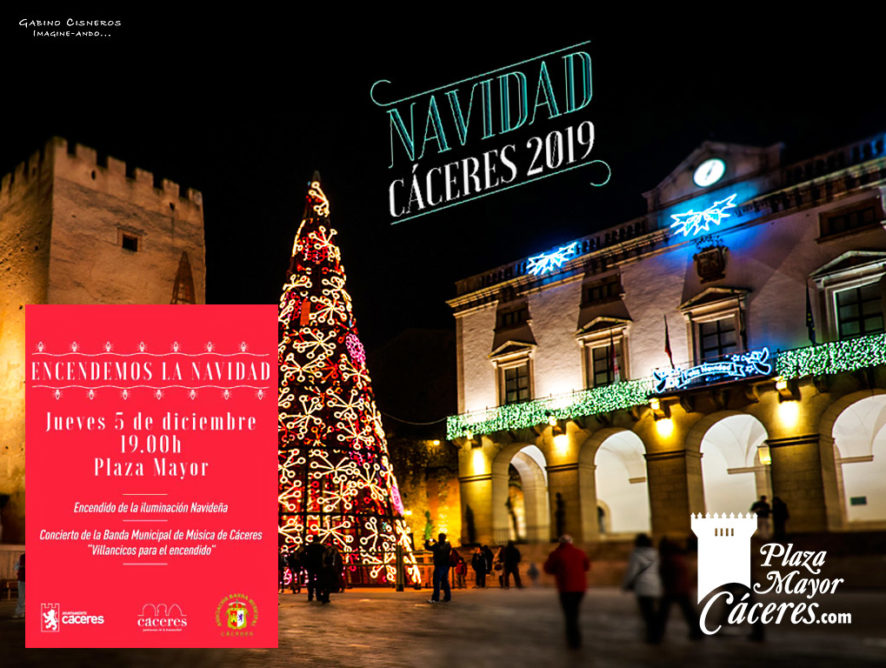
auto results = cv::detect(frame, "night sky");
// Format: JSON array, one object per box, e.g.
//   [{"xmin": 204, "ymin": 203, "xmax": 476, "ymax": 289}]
[{"xmin": 3, "ymin": 10, "xmax": 885, "ymax": 352}]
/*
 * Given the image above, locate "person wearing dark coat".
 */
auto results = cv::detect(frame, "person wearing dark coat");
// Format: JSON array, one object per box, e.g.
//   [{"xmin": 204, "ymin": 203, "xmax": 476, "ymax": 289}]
[
  {"xmin": 544, "ymin": 535, "xmax": 590, "ymax": 649},
  {"xmin": 319, "ymin": 543, "xmax": 343, "ymax": 603},
  {"xmin": 303, "ymin": 537, "xmax": 327, "ymax": 602},
  {"xmin": 656, "ymin": 538, "xmax": 702, "ymax": 641},
  {"xmin": 772, "ymin": 496, "xmax": 789, "ymax": 540},
  {"xmin": 471, "ymin": 547, "xmax": 487, "ymax": 587},
  {"xmin": 502, "ymin": 540, "xmax": 523, "ymax": 588},
  {"xmin": 481, "ymin": 545, "xmax": 494, "ymax": 577},
  {"xmin": 424, "ymin": 532, "xmax": 452, "ymax": 602}
]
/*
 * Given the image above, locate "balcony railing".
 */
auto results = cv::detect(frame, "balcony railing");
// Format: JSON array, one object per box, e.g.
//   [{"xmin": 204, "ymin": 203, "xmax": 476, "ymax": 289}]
[{"xmin": 446, "ymin": 332, "xmax": 886, "ymax": 439}]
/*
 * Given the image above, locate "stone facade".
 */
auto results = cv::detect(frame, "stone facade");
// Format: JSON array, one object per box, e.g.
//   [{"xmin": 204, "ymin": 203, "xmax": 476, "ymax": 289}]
[
  {"xmin": 448, "ymin": 135, "xmax": 886, "ymax": 546},
  {"xmin": 0, "ymin": 138, "xmax": 206, "ymax": 543}
]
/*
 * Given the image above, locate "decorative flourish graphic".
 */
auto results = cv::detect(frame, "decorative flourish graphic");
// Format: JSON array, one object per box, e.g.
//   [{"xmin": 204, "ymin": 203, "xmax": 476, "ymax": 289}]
[
  {"xmin": 526, "ymin": 241, "xmax": 579, "ymax": 276},
  {"xmin": 670, "ymin": 193, "xmax": 737, "ymax": 238},
  {"xmin": 278, "ymin": 178, "xmax": 420, "ymax": 585}
]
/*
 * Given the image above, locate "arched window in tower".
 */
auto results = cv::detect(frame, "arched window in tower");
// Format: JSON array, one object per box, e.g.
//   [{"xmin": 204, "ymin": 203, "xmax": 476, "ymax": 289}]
[{"xmin": 170, "ymin": 251, "xmax": 196, "ymax": 304}]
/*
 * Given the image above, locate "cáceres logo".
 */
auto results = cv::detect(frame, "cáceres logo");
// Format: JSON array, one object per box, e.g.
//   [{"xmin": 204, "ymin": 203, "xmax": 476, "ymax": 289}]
[
  {"xmin": 214, "ymin": 593, "xmax": 258, "ymax": 637},
  {"xmin": 137, "ymin": 603, "xmax": 188, "ymax": 632},
  {"xmin": 41, "ymin": 603, "xmax": 60, "ymax": 632},
  {"xmin": 41, "ymin": 602, "xmax": 105, "ymax": 631},
  {"xmin": 691, "ymin": 512, "xmax": 852, "ymax": 635}
]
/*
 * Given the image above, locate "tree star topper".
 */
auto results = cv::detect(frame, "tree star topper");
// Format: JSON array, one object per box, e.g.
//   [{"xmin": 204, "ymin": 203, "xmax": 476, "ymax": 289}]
[
  {"xmin": 526, "ymin": 241, "xmax": 579, "ymax": 276},
  {"xmin": 670, "ymin": 193, "xmax": 737, "ymax": 238}
]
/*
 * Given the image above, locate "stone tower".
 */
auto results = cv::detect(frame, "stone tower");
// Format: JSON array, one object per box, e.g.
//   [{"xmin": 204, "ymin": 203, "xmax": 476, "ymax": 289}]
[{"xmin": 0, "ymin": 137, "xmax": 206, "ymax": 543}]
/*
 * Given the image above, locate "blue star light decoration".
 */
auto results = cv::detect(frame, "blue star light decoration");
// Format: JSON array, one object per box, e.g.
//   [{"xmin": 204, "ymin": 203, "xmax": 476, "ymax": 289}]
[
  {"xmin": 526, "ymin": 242, "xmax": 579, "ymax": 276},
  {"xmin": 670, "ymin": 193, "xmax": 738, "ymax": 238}
]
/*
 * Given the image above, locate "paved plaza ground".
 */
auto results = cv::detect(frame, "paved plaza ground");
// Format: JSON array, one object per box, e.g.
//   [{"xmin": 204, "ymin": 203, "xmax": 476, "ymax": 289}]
[{"xmin": 2, "ymin": 586, "xmax": 886, "ymax": 667}]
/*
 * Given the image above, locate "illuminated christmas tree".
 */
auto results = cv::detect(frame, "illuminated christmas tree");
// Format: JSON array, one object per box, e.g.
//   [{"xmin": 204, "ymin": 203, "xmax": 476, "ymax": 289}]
[{"xmin": 278, "ymin": 175, "xmax": 420, "ymax": 585}]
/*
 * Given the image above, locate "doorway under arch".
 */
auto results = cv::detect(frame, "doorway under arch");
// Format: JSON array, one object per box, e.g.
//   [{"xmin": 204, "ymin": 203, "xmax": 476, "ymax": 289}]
[
  {"xmin": 699, "ymin": 414, "xmax": 770, "ymax": 515},
  {"xmin": 832, "ymin": 394, "xmax": 886, "ymax": 526},
  {"xmin": 492, "ymin": 444, "xmax": 550, "ymax": 543},
  {"xmin": 590, "ymin": 430, "xmax": 651, "ymax": 536}
]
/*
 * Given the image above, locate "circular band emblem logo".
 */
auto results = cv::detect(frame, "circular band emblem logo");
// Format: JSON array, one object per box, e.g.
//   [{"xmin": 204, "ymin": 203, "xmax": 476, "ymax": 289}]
[{"xmin": 214, "ymin": 593, "xmax": 258, "ymax": 637}]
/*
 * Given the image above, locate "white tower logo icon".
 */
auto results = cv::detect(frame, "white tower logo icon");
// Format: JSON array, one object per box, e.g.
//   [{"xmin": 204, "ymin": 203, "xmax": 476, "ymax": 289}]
[{"xmin": 691, "ymin": 512, "xmax": 757, "ymax": 602}]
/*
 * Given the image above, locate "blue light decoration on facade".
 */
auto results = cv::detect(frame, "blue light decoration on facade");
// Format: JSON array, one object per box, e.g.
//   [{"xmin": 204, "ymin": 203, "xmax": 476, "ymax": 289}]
[
  {"xmin": 670, "ymin": 193, "xmax": 738, "ymax": 238},
  {"xmin": 653, "ymin": 347, "xmax": 771, "ymax": 394},
  {"xmin": 526, "ymin": 241, "xmax": 579, "ymax": 276}
]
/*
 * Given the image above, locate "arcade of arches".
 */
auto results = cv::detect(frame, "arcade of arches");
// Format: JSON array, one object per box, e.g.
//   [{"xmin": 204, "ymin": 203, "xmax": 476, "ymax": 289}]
[{"xmin": 455, "ymin": 379, "xmax": 886, "ymax": 545}]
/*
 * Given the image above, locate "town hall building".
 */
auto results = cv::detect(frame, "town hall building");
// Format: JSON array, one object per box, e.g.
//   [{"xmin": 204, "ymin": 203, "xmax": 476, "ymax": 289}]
[{"xmin": 447, "ymin": 133, "xmax": 886, "ymax": 545}]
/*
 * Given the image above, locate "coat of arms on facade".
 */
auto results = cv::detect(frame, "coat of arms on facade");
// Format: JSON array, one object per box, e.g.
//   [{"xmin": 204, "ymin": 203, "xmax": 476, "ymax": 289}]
[{"xmin": 694, "ymin": 245, "xmax": 728, "ymax": 283}]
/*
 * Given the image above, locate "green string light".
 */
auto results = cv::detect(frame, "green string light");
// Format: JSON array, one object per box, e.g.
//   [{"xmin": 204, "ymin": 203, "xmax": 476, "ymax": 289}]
[{"xmin": 447, "ymin": 333, "xmax": 886, "ymax": 438}]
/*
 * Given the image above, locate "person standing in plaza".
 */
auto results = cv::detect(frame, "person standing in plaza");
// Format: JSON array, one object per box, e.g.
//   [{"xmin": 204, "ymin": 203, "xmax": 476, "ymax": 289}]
[
  {"xmin": 12, "ymin": 552, "xmax": 24, "ymax": 619},
  {"xmin": 750, "ymin": 495, "xmax": 772, "ymax": 539},
  {"xmin": 772, "ymin": 496, "xmax": 789, "ymax": 540},
  {"xmin": 502, "ymin": 540, "xmax": 523, "ymax": 588},
  {"xmin": 544, "ymin": 535, "xmax": 590, "ymax": 649},
  {"xmin": 621, "ymin": 534, "xmax": 662, "ymax": 643},
  {"xmin": 471, "ymin": 546, "xmax": 487, "ymax": 587},
  {"xmin": 425, "ymin": 532, "xmax": 452, "ymax": 602}
]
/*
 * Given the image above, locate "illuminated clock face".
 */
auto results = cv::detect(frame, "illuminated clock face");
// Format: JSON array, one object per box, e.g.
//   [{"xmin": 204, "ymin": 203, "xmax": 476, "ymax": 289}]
[{"xmin": 693, "ymin": 158, "xmax": 726, "ymax": 187}]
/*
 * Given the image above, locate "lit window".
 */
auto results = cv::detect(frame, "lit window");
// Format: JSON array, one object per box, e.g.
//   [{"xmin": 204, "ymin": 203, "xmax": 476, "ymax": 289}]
[
  {"xmin": 590, "ymin": 343, "xmax": 622, "ymax": 387},
  {"xmin": 835, "ymin": 283, "xmax": 884, "ymax": 339},
  {"xmin": 811, "ymin": 250, "xmax": 886, "ymax": 342},
  {"xmin": 680, "ymin": 287, "xmax": 748, "ymax": 365},
  {"xmin": 698, "ymin": 318, "xmax": 738, "ymax": 361},
  {"xmin": 489, "ymin": 342, "xmax": 536, "ymax": 407},
  {"xmin": 503, "ymin": 363, "xmax": 531, "ymax": 404}
]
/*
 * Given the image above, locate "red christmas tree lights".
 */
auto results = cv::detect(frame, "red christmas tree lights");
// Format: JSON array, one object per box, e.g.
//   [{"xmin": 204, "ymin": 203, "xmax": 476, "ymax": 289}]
[{"xmin": 278, "ymin": 176, "xmax": 420, "ymax": 585}]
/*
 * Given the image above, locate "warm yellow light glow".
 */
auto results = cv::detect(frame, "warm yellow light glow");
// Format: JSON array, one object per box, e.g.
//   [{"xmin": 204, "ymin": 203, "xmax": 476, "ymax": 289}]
[
  {"xmin": 547, "ymin": 414, "xmax": 558, "ymax": 427},
  {"xmin": 465, "ymin": 430, "xmax": 473, "ymax": 441},
  {"xmin": 553, "ymin": 433, "xmax": 569, "ymax": 452},
  {"xmin": 649, "ymin": 397, "xmax": 661, "ymax": 411},
  {"xmin": 775, "ymin": 376, "xmax": 788, "ymax": 391},
  {"xmin": 777, "ymin": 400, "xmax": 799, "ymax": 427},
  {"xmin": 432, "ymin": 439, "xmax": 441, "ymax": 446},
  {"xmin": 471, "ymin": 448, "xmax": 486, "ymax": 473},
  {"xmin": 403, "ymin": 509, "xmax": 413, "ymax": 517},
  {"xmin": 757, "ymin": 445, "xmax": 772, "ymax": 466},
  {"xmin": 655, "ymin": 418, "xmax": 674, "ymax": 438}
]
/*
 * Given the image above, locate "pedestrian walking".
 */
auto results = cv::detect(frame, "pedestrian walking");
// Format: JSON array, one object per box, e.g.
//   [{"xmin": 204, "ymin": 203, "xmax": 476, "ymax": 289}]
[
  {"xmin": 319, "ymin": 542, "xmax": 343, "ymax": 603},
  {"xmin": 13, "ymin": 552, "xmax": 24, "ymax": 619},
  {"xmin": 772, "ymin": 496, "xmax": 789, "ymax": 540},
  {"xmin": 622, "ymin": 534, "xmax": 662, "ymax": 643},
  {"xmin": 544, "ymin": 535, "xmax": 590, "ymax": 649},
  {"xmin": 303, "ymin": 536, "xmax": 326, "ymax": 602},
  {"xmin": 424, "ymin": 532, "xmax": 452, "ymax": 602},
  {"xmin": 657, "ymin": 538, "xmax": 702, "ymax": 641},
  {"xmin": 287, "ymin": 547, "xmax": 302, "ymax": 594},
  {"xmin": 471, "ymin": 546, "xmax": 487, "ymax": 588},
  {"xmin": 750, "ymin": 495, "xmax": 772, "ymax": 539},
  {"xmin": 502, "ymin": 540, "xmax": 523, "ymax": 588}
]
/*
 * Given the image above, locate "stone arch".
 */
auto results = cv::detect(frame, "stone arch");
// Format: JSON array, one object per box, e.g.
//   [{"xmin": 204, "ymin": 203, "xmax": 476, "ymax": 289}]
[
  {"xmin": 821, "ymin": 390, "xmax": 886, "ymax": 527},
  {"xmin": 491, "ymin": 443, "xmax": 550, "ymax": 543},
  {"xmin": 578, "ymin": 427, "xmax": 652, "ymax": 540},
  {"xmin": 686, "ymin": 411, "xmax": 770, "ymax": 516}
]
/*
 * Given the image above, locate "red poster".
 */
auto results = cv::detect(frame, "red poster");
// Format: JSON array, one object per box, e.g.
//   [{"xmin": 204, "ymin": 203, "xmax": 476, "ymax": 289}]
[{"xmin": 25, "ymin": 305, "xmax": 278, "ymax": 647}]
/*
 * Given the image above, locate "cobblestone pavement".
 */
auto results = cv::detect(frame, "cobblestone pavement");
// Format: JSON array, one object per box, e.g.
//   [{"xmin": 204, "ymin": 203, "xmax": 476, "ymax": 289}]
[{"xmin": 2, "ymin": 587, "xmax": 886, "ymax": 667}]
